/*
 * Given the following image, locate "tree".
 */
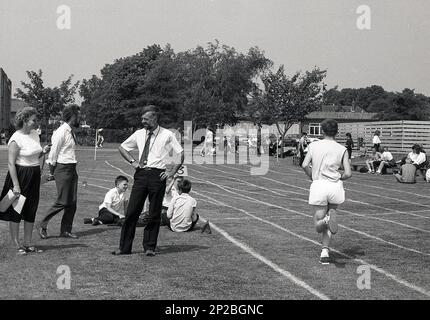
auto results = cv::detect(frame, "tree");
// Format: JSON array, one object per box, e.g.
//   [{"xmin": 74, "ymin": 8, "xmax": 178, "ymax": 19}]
[
  {"xmin": 15, "ymin": 70, "xmax": 79, "ymax": 141},
  {"xmin": 369, "ymin": 89, "xmax": 430, "ymax": 120},
  {"xmin": 80, "ymin": 45, "xmax": 165, "ymax": 130},
  {"xmin": 176, "ymin": 41, "xmax": 272, "ymax": 132},
  {"xmin": 257, "ymin": 66, "xmax": 326, "ymax": 143}
]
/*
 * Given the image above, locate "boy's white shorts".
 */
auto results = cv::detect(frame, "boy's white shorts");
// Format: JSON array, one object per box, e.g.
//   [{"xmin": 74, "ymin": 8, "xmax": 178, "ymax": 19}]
[{"xmin": 309, "ymin": 180, "xmax": 345, "ymax": 206}]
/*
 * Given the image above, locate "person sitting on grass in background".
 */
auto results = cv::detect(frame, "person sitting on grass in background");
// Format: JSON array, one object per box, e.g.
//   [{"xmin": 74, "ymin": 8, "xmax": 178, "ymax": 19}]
[
  {"xmin": 402, "ymin": 144, "xmax": 428, "ymax": 170},
  {"xmin": 394, "ymin": 158, "xmax": 417, "ymax": 184},
  {"xmin": 166, "ymin": 179, "xmax": 210, "ymax": 233},
  {"xmin": 302, "ymin": 119, "xmax": 352, "ymax": 265},
  {"xmin": 365, "ymin": 148, "xmax": 381, "ymax": 173},
  {"xmin": 375, "ymin": 147, "xmax": 396, "ymax": 175},
  {"xmin": 84, "ymin": 176, "xmax": 128, "ymax": 226}
]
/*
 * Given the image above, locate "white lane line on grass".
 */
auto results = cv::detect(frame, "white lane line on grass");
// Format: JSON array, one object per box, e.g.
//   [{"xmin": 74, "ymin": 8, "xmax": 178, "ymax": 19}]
[
  {"xmin": 195, "ymin": 191, "xmax": 430, "ymax": 299},
  {"xmin": 100, "ymin": 164, "xmax": 329, "ymax": 299},
  {"xmin": 104, "ymin": 161, "xmax": 133, "ymax": 179},
  {"xmin": 190, "ymin": 172, "xmax": 430, "ymax": 257},
  {"xmin": 207, "ymin": 218, "xmax": 330, "ymax": 300},
  {"xmin": 264, "ymin": 165, "xmax": 430, "ymax": 200},
  {"xmin": 198, "ymin": 173, "xmax": 430, "ymax": 234},
  {"xmin": 221, "ymin": 165, "xmax": 430, "ymax": 219},
  {"xmin": 192, "ymin": 166, "xmax": 430, "ymax": 231}
]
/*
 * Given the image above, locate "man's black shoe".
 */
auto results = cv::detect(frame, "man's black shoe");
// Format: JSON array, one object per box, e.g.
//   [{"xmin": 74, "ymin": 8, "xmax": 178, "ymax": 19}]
[{"xmin": 60, "ymin": 232, "xmax": 79, "ymax": 239}]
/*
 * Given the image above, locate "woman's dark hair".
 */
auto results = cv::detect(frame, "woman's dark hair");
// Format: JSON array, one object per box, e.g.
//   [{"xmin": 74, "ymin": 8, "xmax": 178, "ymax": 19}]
[
  {"xmin": 346, "ymin": 133, "xmax": 352, "ymax": 138},
  {"xmin": 62, "ymin": 105, "xmax": 80, "ymax": 122},
  {"xmin": 412, "ymin": 144, "xmax": 422, "ymax": 153},
  {"xmin": 14, "ymin": 107, "xmax": 38, "ymax": 129},
  {"xmin": 321, "ymin": 119, "xmax": 338, "ymax": 137}
]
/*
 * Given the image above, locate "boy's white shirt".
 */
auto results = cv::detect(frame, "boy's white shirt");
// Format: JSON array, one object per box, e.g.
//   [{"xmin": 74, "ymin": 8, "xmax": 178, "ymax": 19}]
[
  {"xmin": 99, "ymin": 187, "xmax": 126, "ymax": 213},
  {"xmin": 167, "ymin": 193, "xmax": 197, "ymax": 232}
]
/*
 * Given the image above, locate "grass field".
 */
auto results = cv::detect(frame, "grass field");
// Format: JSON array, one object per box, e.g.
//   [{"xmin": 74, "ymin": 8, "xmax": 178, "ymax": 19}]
[{"xmin": 0, "ymin": 145, "xmax": 429, "ymax": 300}]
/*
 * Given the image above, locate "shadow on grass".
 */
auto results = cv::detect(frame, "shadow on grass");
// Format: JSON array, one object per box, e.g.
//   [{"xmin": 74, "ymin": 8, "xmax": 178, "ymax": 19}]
[
  {"xmin": 37, "ymin": 243, "xmax": 89, "ymax": 251},
  {"xmin": 156, "ymin": 244, "xmax": 211, "ymax": 255},
  {"xmin": 330, "ymin": 246, "xmax": 366, "ymax": 268},
  {"xmin": 74, "ymin": 228, "xmax": 113, "ymax": 238}
]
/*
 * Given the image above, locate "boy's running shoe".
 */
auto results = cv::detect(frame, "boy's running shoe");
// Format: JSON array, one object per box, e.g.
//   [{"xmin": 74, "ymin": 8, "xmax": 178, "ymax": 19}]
[{"xmin": 319, "ymin": 256, "xmax": 330, "ymax": 265}]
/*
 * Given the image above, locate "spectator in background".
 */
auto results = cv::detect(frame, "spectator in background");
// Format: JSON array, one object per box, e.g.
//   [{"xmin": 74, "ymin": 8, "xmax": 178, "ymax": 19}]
[
  {"xmin": 345, "ymin": 133, "xmax": 354, "ymax": 164},
  {"xmin": 394, "ymin": 158, "xmax": 416, "ymax": 184},
  {"xmin": 298, "ymin": 132, "xmax": 310, "ymax": 166},
  {"xmin": 372, "ymin": 130, "xmax": 381, "ymax": 152},
  {"xmin": 426, "ymin": 168, "xmax": 430, "ymax": 183},
  {"xmin": 0, "ymin": 128, "xmax": 5, "ymax": 145},
  {"xmin": 376, "ymin": 147, "xmax": 396, "ymax": 174},
  {"xmin": 365, "ymin": 148, "xmax": 382, "ymax": 173},
  {"xmin": 402, "ymin": 144, "xmax": 427, "ymax": 170},
  {"xmin": 96, "ymin": 129, "xmax": 104, "ymax": 148}
]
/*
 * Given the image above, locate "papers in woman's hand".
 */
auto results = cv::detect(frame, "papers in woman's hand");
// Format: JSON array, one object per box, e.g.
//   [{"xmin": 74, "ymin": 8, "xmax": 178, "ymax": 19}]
[{"xmin": 0, "ymin": 190, "xmax": 26, "ymax": 214}]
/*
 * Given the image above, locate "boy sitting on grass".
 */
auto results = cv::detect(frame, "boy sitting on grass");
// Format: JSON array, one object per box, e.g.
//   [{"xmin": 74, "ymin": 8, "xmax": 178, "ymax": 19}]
[
  {"xmin": 166, "ymin": 179, "xmax": 210, "ymax": 233},
  {"xmin": 84, "ymin": 175, "xmax": 128, "ymax": 226}
]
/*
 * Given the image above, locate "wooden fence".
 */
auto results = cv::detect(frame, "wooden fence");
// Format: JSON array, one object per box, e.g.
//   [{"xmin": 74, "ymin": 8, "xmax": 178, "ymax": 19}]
[{"xmin": 337, "ymin": 121, "xmax": 430, "ymax": 154}]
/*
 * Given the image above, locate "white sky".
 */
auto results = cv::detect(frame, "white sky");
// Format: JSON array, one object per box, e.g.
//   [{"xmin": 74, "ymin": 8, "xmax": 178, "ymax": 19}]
[{"xmin": 1, "ymin": 0, "xmax": 429, "ymax": 98}]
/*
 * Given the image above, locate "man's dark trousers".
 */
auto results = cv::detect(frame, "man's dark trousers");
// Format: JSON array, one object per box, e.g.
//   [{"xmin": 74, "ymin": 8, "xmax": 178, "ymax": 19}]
[
  {"xmin": 119, "ymin": 168, "xmax": 166, "ymax": 253},
  {"xmin": 40, "ymin": 163, "xmax": 78, "ymax": 233}
]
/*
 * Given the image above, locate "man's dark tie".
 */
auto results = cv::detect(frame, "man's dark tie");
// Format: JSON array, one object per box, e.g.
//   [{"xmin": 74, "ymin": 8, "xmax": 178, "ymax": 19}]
[
  {"xmin": 139, "ymin": 131, "xmax": 153, "ymax": 167},
  {"xmin": 71, "ymin": 130, "xmax": 78, "ymax": 145}
]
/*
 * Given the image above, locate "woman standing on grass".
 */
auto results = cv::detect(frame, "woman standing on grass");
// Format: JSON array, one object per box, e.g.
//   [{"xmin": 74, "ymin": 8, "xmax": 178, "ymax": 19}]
[{"xmin": 0, "ymin": 107, "xmax": 50, "ymax": 254}]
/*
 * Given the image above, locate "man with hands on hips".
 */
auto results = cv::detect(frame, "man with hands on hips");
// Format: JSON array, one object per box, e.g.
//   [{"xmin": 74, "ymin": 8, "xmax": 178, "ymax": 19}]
[{"xmin": 113, "ymin": 105, "xmax": 184, "ymax": 256}]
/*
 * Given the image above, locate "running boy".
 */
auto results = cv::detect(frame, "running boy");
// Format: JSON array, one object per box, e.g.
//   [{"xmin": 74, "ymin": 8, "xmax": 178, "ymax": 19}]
[
  {"xmin": 302, "ymin": 119, "xmax": 352, "ymax": 265},
  {"xmin": 84, "ymin": 176, "xmax": 128, "ymax": 226}
]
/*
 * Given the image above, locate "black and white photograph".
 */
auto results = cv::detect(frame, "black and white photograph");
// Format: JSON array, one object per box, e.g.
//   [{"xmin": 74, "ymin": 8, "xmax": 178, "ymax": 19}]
[{"xmin": 0, "ymin": 0, "xmax": 429, "ymax": 310}]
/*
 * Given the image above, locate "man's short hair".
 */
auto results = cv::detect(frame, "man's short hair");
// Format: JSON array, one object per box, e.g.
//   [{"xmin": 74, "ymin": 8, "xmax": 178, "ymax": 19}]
[
  {"xmin": 142, "ymin": 105, "xmax": 160, "ymax": 120},
  {"xmin": 115, "ymin": 175, "xmax": 128, "ymax": 186},
  {"xmin": 177, "ymin": 179, "xmax": 192, "ymax": 193},
  {"xmin": 321, "ymin": 119, "xmax": 338, "ymax": 137},
  {"xmin": 62, "ymin": 105, "xmax": 80, "ymax": 122}
]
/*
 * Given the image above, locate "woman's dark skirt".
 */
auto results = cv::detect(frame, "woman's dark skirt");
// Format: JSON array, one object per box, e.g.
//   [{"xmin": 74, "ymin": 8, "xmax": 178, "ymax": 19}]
[{"xmin": 0, "ymin": 165, "xmax": 41, "ymax": 223}]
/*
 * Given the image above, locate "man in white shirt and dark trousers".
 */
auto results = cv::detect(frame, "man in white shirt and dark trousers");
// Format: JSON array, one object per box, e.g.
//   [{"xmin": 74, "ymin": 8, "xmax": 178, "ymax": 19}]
[
  {"xmin": 113, "ymin": 105, "xmax": 184, "ymax": 256},
  {"xmin": 38, "ymin": 105, "xmax": 81, "ymax": 239}
]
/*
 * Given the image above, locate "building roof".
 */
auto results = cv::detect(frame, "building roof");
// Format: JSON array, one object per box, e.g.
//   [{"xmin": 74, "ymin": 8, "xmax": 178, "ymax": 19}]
[
  {"xmin": 11, "ymin": 99, "xmax": 28, "ymax": 112},
  {"xmin": 306, "ymin": 110, "xmax": 378, "ymax": 121}
]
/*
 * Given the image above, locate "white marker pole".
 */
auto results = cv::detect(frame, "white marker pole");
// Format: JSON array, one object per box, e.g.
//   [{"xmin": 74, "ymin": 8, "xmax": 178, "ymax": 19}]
[{"xmin": 94, "ymin": 129, "xmax": 98, "ymax": 161}]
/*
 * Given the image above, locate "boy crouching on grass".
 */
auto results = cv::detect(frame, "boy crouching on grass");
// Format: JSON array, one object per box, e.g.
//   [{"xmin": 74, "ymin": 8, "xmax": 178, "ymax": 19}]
[
  {"xmin": 84, "ymin": 176, "xmax": 128, "ymax": 226},
  {"xmin": 166, "ymin": 179, "xmax": 210, "ymax": 233},
  {"xmin": 302, "ymin": 119, "xmax": 352, "ymax": 265}
]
